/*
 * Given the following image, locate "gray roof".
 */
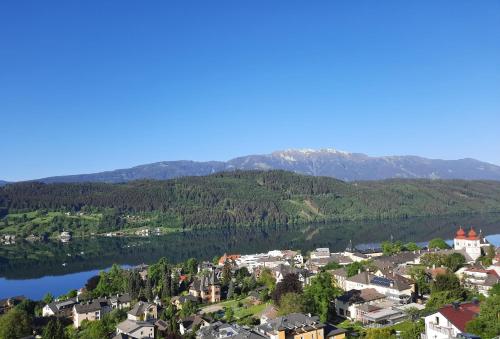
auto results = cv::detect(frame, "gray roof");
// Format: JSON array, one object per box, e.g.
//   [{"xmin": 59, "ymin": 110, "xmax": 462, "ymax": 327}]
[
  {"xmin": 337, "ymin": 288, "xmax": 386, "ymax": 304},
  {"xmin": 190, "ymin": 271, "xmax": 220, "ymax": 292},
  {"xmin": 155, "ymin": 319, "xmax": 168, "ymax": 331},
  {"xmin": 128, "ymin": 301, "xmax": 154, "ymax": 317},
  {"xmin": 272, "ymin": 264, "xmax": 309, "ymax": 278},
  {"xmin": 110, "ymin": 293, "xmax": 132, "ymax": 304},
  {"xmin": 324, "ymin": 323, "xmax": 348, "ymax": 337},
  {"xmin": 373, "ymin": 252, "xmax": 420, "ymax": 269},
  {"xmin": 346, "ymin": 271, "xmax": 372, "ymax": 285},
  {"xmin": 181, "ymin": 315, "xmax": 210, "ymax": 331},
  {"xmin": 74, "ymin": 299, "xmax": 108, "ymax": 314},
  {"xmin": 329, "ymin": 254, "xmax": 354, "ymax": 264},
  {"xmin": 258, "ymin": 313, "xmax": 325, "ymax": 334},
  {"xmin": 329, "ymin": 267, "xmax": 348, "ymax": 278},
  {"xmin": 117, "ymin": 319, "xmax": 154, "ymax": 334},
  {"xmin": 46, "ymin": 297, "xmax": 77, "ymax": 314},
  {"xmin": 198, "ymin": 322, "xmax": 266, "ymax": 339}
]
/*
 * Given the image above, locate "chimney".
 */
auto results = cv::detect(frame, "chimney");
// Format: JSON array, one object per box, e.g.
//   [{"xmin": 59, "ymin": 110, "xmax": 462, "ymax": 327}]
[
  {"xmin": 452, "ymin": 301, "xmax": 460, "ymax": 310},
  {"xmin": 358, "ymin": 269, "xmax": 361, "ymax": 275}
]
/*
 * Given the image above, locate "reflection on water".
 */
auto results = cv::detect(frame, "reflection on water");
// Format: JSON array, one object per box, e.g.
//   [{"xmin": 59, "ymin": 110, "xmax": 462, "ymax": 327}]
[{"xmin": 0, "ymin": 213, "xmax": 499, "ymax": 299}]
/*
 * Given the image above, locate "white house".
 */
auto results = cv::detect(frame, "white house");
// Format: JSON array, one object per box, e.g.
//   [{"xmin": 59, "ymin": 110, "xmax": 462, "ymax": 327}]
[
  {"xmin": 335, "ymin": 288, "xmax": 386, "ymax": 321},
  {"xmin": 422, "ymin": 302, "xmax": 480, "ymax": 339},
  {"xmin": 73, "ymin": 299, "xmax": 111, "ymax": 328},
  {"xmin": 310, "ymin": 248, "xmax": 330, "ymax": 259}
]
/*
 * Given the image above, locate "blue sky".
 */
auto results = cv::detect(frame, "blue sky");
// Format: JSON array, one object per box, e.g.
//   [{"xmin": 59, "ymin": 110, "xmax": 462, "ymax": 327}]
[{"xmin": 1, "ymin": 1, "xmax": 499, "ymax": 181}]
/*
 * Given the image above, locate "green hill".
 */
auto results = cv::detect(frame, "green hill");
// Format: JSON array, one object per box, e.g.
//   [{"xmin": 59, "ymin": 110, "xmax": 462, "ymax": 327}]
[{"xmin": 1, "ymin": 170, "xmax": 500, "ymax": 236}]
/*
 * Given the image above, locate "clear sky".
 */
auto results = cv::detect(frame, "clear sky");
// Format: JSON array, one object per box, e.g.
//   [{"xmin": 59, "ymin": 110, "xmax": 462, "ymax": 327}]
[{"xmin": 1, "ymin": 1, "xmax": 499, "ymax": 181}]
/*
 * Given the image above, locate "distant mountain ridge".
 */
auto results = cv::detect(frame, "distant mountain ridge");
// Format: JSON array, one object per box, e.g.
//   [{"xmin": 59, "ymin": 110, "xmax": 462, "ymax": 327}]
[{"xmin": 34, "ymin": 148, "xmax": 500, "ymax": 183}]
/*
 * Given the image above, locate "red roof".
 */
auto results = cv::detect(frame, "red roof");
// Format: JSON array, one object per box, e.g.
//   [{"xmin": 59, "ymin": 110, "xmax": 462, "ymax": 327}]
[
  {"xmin": 439, "ymin": 303, "xmax": 480, "ymax": 332},
  {"xmin": 467, "ymin": 227, "xmax": 478, "ymax": 240},
  {"xmin": 455, "ymin": 227, "xmax": 466, "ymax": 239},
  {"xmin": 218, "ymin": 253, "xmax": 240, "ymax": 265}
]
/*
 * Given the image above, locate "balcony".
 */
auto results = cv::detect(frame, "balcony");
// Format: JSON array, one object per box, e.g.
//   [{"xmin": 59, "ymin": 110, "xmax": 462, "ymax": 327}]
[{"xmin": 428, "ymin": 322, "xmax": 454, "ymax": 337}]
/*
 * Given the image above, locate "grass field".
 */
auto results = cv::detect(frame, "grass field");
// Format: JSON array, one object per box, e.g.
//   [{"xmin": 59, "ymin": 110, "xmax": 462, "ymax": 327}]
[{"xmin": 200, "ymin": 297, "xmax": 271, "ymax": 320}]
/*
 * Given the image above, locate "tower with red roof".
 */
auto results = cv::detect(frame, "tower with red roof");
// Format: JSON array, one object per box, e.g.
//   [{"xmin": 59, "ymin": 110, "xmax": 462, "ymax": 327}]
[{"xmin": 453, "ymin": 226, "xmax": 482, "ymax": 261}]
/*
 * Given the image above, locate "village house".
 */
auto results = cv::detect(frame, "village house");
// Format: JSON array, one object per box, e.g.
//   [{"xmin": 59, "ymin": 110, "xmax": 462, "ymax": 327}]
[
  {"xmin": 330, "ymin": 267, "xmax": 349, "ymax": 290},
  {"xmin": 459, "ymin": 267, "xmax": 500, "ymax": 296},
  {"xmin": 422, "ymin": 302, "xmax": 480, "ymax": 339},
  {"xmin": 256, "ymin": 256, "xmax": 290, "ymax": 270},
  {"xmin": 281, "ymin": 249, "xmax": 304, "ymax": 265},
  {"xmin": 179, "ymin": 315, "xmax": 212, "ymax": 335},
  {"xmin": 255, "ymin": 312, "xmax": 347, "ymax": 339},
  {"xmin": 0, "ymin": 295, "xmax": 25, "ymax": 315},
  {"xmin": 329, "ymin": 253, "xmax": 354, "ymax": 266},
  {"xmin": 109, "ymin": 293, "xmax": 132, "ymax": 309},
  {"xmin": 43, "ymin": 297, "xmax": 78, "ymax": 318},
  {"xmin": 257, "ymin": 313, "xmax": 326, "ymax": 339},
  {"xmin": 171, "ymin": 295, "xmax": 199, "ymax": 310},
  {"xmin": 198, "ymin": 321, "xmax": 266, "ymax": 339},
  {"xmin": 73, "ymin": 298, "xmax": 112, "ymax": 328},
  {"xmin": 271, "ymin": 264, "xmax": 310, "ymax": 285},
  {"xmin": 372, "ymin": 251, "xmax": 421, "ymax": 271},
  {"xmin": 306, "ymin": 247, "xmax": 362, "ymax": 273},
  {"xmin": 355, "ymin": 301, "xmax": 408, "ymax": 327},
  {"xmin": 198, "ymin": 261, "xmax": 219, "ymax": 273},
  {"xmin": 488, "ymin": 260, "xmax": 500, "ymax": 276},
  {"xmin": 335, "ymin": 288, "xmax": 386, "ymax": 321},
  {"xmin": 310, "ymin": 247, "xmax": 331, "ymax": 259},
  {"xmin": 259, "ymin": 305, "xmax": 278, "ymax": 324},
  {"xmin": 127, "ymin": 301, "xmax": 158, "ymax": 321},
  {"xmin": 344, "ymin": 271, "xmax": 413, "ymax": 304},
  {"xmin": 342, "ymin": 242, "xmax": 370, "ymax": 262},
  {"xmin": 115, "ymin": 319, "xmax": 155, "ymax": 339},
  {"xmin": 218, "ymin": 253, "xmax": 241, "ymax": 266},
  {"xmin": 188, "ymin": 271, "xmax": 221, "ymax": 303}
]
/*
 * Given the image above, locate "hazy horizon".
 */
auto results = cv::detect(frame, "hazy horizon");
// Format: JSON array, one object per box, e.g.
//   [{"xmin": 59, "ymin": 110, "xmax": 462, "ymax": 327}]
[{"xmin": 3, "ymin": 147, "xmax": 500, "ymax": 182}]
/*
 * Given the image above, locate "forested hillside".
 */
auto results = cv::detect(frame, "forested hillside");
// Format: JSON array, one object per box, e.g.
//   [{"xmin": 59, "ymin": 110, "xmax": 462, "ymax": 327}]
[{"xmin": 1, "ymin": 170, "xmax": 500, "ymax": 236}]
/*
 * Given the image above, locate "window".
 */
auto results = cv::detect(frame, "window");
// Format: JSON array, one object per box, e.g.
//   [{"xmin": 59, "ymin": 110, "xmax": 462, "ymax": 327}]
[{"xmin": 435, "ymin": 316, "xmax": 439, "ymax": 325}]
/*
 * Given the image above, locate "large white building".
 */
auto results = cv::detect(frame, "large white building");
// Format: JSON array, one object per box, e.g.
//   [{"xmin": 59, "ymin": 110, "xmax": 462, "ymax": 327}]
[{"xmin": 453, "ymin": 227, "xmax": 484, "ymax": 261}]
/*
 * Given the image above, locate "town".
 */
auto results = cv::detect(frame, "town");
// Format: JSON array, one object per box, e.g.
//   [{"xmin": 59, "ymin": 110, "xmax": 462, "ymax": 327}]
[{"xmin": 0, "ymin": 227, "xmax": 498, "ymax": 339}]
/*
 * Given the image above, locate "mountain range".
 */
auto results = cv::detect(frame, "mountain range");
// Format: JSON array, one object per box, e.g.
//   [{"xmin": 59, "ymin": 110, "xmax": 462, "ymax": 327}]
[{"xmin": 11, "ymin": 148, "xmax": 500, "ymax": 183}]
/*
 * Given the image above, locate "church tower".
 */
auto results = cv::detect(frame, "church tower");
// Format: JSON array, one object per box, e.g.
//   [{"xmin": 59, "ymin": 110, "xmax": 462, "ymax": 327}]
[{"xmin": 454, "ymin": 226, "xmax": 482, "ymax": 261}]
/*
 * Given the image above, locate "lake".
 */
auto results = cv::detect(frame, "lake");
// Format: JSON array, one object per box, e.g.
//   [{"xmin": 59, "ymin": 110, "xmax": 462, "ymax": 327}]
[{"xmin": 1, "ymin": 213, "xmax": 499, "ymax": 299}]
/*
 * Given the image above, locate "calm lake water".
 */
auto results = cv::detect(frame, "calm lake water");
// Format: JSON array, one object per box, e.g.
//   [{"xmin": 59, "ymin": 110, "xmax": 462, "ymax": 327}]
[{"xmin": 1, "ymin": 214, "xmax": 500, "ymax": 299}]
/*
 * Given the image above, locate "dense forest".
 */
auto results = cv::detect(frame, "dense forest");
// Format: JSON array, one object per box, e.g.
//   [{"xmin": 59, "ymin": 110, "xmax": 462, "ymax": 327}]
[{"xmin": 1, "ymin": 170, "xmax": 500, "ymax": 235}]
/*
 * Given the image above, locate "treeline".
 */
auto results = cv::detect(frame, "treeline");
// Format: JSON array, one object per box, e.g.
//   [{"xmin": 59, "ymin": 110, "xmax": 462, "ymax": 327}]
[{"xmin": 2, "ymin": 170, "xmax": 500, "ymax": 229}]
